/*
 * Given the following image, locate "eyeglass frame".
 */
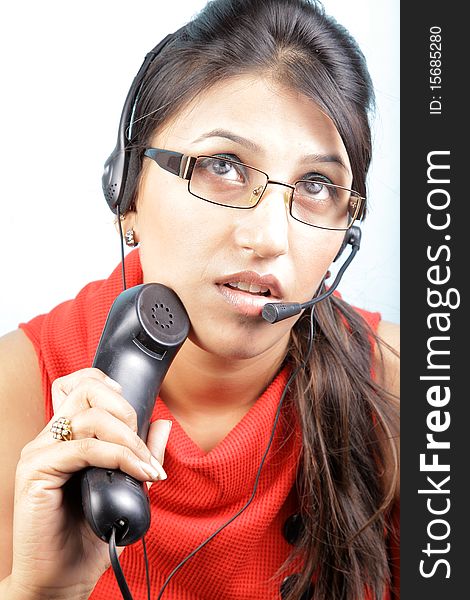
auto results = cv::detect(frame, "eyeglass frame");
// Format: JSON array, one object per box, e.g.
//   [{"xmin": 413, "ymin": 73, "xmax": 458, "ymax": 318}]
[{"xmin": 143, "ymin": 147, "xmax": 366, "ymax": 231}]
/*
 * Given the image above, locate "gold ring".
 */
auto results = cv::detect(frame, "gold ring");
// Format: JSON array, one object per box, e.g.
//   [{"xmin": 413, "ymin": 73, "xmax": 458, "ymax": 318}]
[{"xmin": 51, "ymin": 417, "xmax": 73, "ymax": 441}]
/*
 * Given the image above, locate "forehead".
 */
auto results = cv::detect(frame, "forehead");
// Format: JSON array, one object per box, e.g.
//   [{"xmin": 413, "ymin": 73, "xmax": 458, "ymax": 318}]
[{"xmin": 154, "ymin": 75, "xmax": 351, "ymax": 176}]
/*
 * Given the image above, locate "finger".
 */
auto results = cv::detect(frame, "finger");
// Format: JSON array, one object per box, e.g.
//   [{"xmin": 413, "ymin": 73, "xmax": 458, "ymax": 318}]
[
  {"xmin": 51, "ymin": 368, "xmax": 121, "ymax": 414},
  {"xmin": 51, "ymin": 376, "xmax": 137, "ymax": 432},
  {"xmin": 65, "ymin": 408, "xmax": 167, "ymax": 478},
  {"xmin": 26, "ymin": 410, "xmax": 168, "ymax": 480},
  {"xmin": 17, "ymin": 437, "xmax": 166, "ymax": 490},
  {"xmin": 147, "ymin": 419, "xmax": 172, "ymax": 466}
]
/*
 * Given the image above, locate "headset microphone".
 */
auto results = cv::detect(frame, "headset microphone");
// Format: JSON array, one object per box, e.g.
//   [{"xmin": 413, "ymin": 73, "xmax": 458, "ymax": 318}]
[{"xmin": 262, "ymin": 226, "xmax": 361, "ymax": 324}]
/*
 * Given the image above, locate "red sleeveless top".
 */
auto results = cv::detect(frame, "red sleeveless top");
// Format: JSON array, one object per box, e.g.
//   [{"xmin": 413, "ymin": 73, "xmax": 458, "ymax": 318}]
[{"xmin": 20, "ymin": 250, "xmax": 397, "ymax": 599}]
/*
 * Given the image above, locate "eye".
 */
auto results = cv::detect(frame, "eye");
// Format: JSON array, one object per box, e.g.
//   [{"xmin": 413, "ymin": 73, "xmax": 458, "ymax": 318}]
[
  {"xmin": 211, "ymin": 158, "xmax": 236, "ymax": 176},
  {"xmin": 198, "ymin": 154, "xmax": 248, "ymax": 182},
  {"xmin": 296, "ymin": 174, "xmax": 336, "ymax": 202},
  {"xmin": 301, "ymin": 180, "xmax": 326, "ymax": 195}
]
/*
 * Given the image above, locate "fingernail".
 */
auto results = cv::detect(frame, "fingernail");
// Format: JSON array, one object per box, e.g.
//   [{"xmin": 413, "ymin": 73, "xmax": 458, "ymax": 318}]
[
  {"xmin": 140, "ymin": 460, "xmax": 165, "ymax": 481},
  {"xmin": 150, "ymin": 456, "xmax": 167, "ymax": 480},
  {"xmin": 104, "ymin": 376, "xmax": 122, "ymax": 392}
]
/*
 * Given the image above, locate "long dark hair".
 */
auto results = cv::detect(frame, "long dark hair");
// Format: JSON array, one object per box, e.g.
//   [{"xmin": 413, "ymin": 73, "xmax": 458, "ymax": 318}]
[{"xmin": 124, "ymin": 1, "xmax": 399, "ymax": 598}]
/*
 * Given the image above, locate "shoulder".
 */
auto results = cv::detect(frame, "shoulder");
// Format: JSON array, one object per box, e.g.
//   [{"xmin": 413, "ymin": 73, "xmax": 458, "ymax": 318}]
[
  {"xmin": 0, "ymin": 329, "xmax": 45, "ymax": 577},
  {"xmin": 375, "ymin": 320, "xmax": 400, "ymax": 398},
  {"xmin": 377, "ymin": 320, "xmax": 400, "ymax": 349},
  {"xmin": 345, "ymin": 303, "xmax": 399, "ymax": 397},
  {"xmin": 0, "ymin": 328, "xmax": 45, "ymax": 435}
]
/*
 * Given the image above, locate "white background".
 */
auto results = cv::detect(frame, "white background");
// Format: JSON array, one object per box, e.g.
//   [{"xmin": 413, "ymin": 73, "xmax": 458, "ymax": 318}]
[{"xmin": 0, "ymin": 0, "xmax": 399, "ymax": 334}]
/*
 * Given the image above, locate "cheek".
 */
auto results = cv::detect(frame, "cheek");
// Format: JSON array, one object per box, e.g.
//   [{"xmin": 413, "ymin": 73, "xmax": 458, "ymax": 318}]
[
  {"xmin": 135, "ymin": 184, "xmax": 226, "ymax": 286},
  {"xmin": 291, "ymin": 229, "xmax": 345, "ymax": 298}
]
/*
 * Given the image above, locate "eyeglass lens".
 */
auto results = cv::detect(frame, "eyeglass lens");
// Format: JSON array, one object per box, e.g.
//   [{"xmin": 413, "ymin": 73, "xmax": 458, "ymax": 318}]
[{"xmin": 190, "ymin": 156, "xmax": 359, "ymax": 229}]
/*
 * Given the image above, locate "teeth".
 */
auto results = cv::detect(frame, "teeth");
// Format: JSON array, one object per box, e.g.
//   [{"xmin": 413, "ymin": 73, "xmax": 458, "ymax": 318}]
[{"xmin": 227, "ymin": 281, "xmax": 270, "ymax": 294}]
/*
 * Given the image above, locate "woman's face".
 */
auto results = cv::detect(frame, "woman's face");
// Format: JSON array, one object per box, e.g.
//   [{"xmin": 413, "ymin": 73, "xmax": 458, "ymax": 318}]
[{"xmin": 133, "ymin": 76, "xmax": 352, "ymax": 361}]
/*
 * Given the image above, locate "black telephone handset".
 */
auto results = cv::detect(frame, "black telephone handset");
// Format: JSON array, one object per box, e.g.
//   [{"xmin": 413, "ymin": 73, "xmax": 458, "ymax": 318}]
[{"xmin": 80, "ymin": 283, "xmax": 190, "ymax": 546}]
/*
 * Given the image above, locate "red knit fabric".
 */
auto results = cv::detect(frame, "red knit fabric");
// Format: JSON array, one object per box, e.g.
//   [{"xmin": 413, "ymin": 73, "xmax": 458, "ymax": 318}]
[{"xmin": 20, "ymin": 250, "xmax": 396, "ymax": 599}]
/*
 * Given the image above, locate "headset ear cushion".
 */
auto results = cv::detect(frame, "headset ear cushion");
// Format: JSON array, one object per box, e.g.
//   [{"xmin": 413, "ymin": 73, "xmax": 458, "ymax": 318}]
[
  {"xmin": 119, "ymin": 149, "xmax": 142, "ymax": 213},
  {"xmin": 333, "ymin": 232, "xmax": 348, "ymax": 262}
]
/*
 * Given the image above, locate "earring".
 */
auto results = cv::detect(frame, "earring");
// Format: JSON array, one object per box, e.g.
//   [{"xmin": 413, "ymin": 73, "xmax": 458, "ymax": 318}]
[{"xmin": 125, "ymin": 229, "xmax": 137, "ymax": 247}]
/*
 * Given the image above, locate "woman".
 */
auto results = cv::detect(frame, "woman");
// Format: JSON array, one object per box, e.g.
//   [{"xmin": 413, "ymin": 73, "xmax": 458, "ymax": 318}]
[{"xmin": 0, "ymin": 0, "xmax": 399, "ymax": 599}]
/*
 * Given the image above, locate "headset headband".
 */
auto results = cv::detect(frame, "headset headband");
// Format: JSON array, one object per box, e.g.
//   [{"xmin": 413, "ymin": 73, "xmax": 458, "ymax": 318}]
[{"xmin": 102, "ymin": 31, "xmax": 182, "ymax": 213}]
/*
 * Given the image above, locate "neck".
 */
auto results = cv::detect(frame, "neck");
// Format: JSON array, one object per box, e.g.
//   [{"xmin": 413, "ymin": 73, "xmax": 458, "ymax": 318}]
[{"xmin": 160, "ymin": 336, "xmax": 289, "ymax": 420}]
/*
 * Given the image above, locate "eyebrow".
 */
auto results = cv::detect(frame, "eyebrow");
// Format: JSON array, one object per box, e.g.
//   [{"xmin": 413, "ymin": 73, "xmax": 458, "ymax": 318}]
[
  {"xmin": 192, "ymin": 129, "xmax": 261, "ymax": 153},
  {"xmin": 191, "ymin": 128, "xmax": 349, "ymax": 172}
]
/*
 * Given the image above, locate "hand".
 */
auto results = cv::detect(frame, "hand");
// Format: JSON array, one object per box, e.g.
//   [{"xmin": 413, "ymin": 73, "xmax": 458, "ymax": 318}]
[{"xmin": 8, "ymin": 368, "xmax": 171, "ymax": 600}]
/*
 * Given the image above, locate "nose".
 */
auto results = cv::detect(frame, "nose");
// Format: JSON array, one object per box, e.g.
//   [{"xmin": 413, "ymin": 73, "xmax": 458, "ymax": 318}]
[{"xmin": 234, "ymin": 183, "xmax": 291, "ymax": 259}]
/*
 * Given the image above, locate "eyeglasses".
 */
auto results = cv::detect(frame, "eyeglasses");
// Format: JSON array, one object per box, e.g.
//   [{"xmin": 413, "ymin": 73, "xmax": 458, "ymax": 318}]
[{"xmin": 144, "ymin": 148, "xmax": 365, "ymax": 231}]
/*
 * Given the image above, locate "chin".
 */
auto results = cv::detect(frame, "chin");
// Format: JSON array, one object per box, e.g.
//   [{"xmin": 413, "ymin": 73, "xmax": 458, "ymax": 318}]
[
  {"xmin": 208, "ymin": 343, "xmax": 273, "ymax": 361},
  {"xmin": 189, "ymin": 319, "xmax": 291, "ymax": 362}
]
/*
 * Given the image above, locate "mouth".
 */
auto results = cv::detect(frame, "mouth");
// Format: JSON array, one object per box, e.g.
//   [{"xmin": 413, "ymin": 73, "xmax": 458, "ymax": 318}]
[
  {"xmin": 215, "ymin": 271, "xmax": 284, "ymax": 317},
  {"xmin": 224, "ymin": 281, "xmax": 272, "ymax": 297},
  {"xmin": 219, "ymin": 271, "xmax": 283, "ymax": 298}
]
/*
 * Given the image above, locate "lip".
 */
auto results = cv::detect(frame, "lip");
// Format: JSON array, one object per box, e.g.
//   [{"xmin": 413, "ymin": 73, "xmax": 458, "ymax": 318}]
[{"xmin": 215, "ymin": 271, "xmax": 284, "ymax": 317}]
